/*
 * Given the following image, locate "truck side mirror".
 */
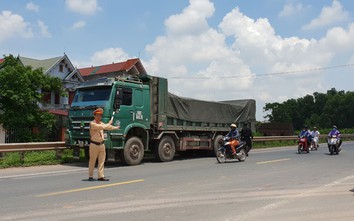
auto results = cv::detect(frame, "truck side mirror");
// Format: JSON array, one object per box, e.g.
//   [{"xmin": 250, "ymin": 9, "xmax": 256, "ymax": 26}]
[{"xmin": 114, "ymin": 88, "xmax": 123, "ymax": 110}]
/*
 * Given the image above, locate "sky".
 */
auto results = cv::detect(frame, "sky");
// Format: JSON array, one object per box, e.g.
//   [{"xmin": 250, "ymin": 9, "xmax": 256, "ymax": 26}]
[{"xmin": 1, "ymin": 0, "xmax": 354, "ymax": 121}]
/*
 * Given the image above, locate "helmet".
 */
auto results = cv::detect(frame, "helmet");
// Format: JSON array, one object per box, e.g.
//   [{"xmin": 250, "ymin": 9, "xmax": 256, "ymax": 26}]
[
  {"xmin": 93, "ymin": 108, "xmax": 103, "ymax": 115},
  {"xmin": 313, "ymin": 127, "xmax": 317, "ymax": 130},
  {"xmin": 333, "ymin": 125, "xmax": 337, "ymax": 129},
  {"xmin": 230, "ymin": 123, "xmax": 237, "ymax": 128}
]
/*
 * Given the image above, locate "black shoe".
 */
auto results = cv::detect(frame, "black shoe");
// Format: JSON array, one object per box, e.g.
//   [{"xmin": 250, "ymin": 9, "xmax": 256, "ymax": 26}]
[
  {"xmin": 88, "ymin": 177, "xmax": 94, "ymax": 181},
  {"xmin": 98, "ymin": 177, "xmax": 109, "ymax": 181}
]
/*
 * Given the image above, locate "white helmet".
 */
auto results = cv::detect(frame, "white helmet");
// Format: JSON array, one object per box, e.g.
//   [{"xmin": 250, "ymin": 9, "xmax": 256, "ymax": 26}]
[{"xmin": 230, "ymin": 123, "xmax": 237, "ymax": 128}]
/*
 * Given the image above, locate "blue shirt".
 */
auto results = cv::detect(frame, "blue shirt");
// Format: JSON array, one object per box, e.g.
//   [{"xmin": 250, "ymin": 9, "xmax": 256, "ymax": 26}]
[
  {"xmin": 299, "ymin": 129, "xmax": 311, "ymax": 138},
  {"xmin": 227, "ymin": 128, "xmax": 239, "ymax": 139}
]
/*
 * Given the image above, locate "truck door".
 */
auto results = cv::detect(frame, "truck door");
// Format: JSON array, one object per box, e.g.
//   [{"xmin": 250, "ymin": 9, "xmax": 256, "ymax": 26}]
[
  {"xmin": 115, "ymin": 87, "xmax": 145, "ymax": 128},
  {"xmin": 115, "ymin": 87, "xmax": 133, "ymax": 129}
]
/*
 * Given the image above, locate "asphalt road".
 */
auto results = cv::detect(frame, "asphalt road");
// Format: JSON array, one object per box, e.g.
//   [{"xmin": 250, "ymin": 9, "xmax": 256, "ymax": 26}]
[{"xmin": 0, "ymin": 142, "xmax": 354, "ymax": 221}]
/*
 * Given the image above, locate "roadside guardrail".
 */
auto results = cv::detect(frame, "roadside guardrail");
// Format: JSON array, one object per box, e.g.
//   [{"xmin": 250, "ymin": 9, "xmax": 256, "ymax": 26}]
[
  {"xmin": 0, "ymin": 134, "xmax": 352, "ymax": 160},
  {"xmin": 0, "ymin": 142, "xmax": 66, "ymax": 161}
]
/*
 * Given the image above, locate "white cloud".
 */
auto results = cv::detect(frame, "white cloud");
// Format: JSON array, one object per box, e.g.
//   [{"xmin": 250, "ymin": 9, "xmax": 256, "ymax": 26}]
[
  {"xmin": 302, "ymin": 0, "xmax": 350, "ymax": 30},
  {"xmin": 145, "ymin": 0, "xmax": 254, "ymax": 103},
  {"xmin": 37, "ymin": 20, "xmax": 51, "ymax": 37},
  {"xmin": 90, "ymin": 48, "xmax": 130, "ymax": 66},
  {"xmin": 65, "ymin": 0, "xmax": 101, "ymax": 15},
  {"xmin": 0, "ymin": 10, "xmax": 33, "ymax": 43},
  {"xmin": 165, "ymin": 0, "xmax": 214, "ymax": 35},
  {"xmin": 144, "ymin": 1, "xmax": 354, "ymax": 121},
  {"xmin": 278, "ymin": 3, "xmax": 305, "ymax": 17},
  {"xmin": 72, "ymin": 20, "xmax": 86, "ymax": 29},
  {"xmin": 26, "ymin": 2, "xmax": 39, "ymax": 12}
]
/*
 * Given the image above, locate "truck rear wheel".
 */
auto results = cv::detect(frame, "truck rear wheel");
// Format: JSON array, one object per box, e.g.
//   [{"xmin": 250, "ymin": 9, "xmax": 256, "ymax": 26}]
[
  {"xmin": 121, "ymin": 136, "xmax": 144, "ymax": 166},
  {"xmin": 155, "ymin": 136, "xmax": 175, "ymax": 162}
]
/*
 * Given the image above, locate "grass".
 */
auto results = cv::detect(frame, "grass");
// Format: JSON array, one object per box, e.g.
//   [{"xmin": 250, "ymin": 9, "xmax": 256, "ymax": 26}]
[{"xmin": 0, "ymin": 149, "xmax": 87, "ymax": 169}]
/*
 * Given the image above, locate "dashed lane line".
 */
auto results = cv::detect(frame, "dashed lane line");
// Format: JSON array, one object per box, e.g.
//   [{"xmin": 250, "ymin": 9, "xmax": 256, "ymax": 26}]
[{"xmin": 256, "ymin": 158, "xmax": 290, "ymax": 164}]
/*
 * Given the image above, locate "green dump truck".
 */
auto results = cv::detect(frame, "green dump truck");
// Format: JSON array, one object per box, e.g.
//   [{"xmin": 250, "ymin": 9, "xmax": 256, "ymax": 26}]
[{"xmin": 65, "ymin": 75, "xmax": 256, "ymax": 166}]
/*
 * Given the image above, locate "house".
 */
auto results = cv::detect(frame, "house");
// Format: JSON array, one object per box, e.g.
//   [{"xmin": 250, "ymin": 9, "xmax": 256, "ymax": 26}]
[
  {"xmin": 18, "ymin": 54, "xmax": 84, "ymax": 109},
  {"xmin": 78, "ymin": 58, "xmax": 147, "ymax": 81},
  {"xmin": 0, "ymin": 54, "xmax": 84, "ymax": 142}
]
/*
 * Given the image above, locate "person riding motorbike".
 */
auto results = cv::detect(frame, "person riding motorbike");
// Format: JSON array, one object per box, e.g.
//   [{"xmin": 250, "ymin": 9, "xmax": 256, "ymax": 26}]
[
  {"xmin": 311, "ymin": 127, "xmax": 320, "ymax": 148},
  {"xmin": 299, "ymin": 125, "xmax": 312, "ymax": 147},
  {"xmin": 327, "ymin": 125, "xmax": 342, "ymax": 147},
  {"xmin": 225, "ymin": 123, "xmax": 240, "ymax": 156}
]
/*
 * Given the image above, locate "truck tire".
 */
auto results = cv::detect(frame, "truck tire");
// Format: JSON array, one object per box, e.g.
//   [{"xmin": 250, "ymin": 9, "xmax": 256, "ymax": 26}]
[
  {"xmin": 155, "ymin": 136, "xmax": 175, "ymax": 162},
  {"xmin": 213, "ymin": 135, "xmax": 224, "ymax": 156},
  {"xmin": 121, "ymin": 136, "xmax": 144, "ymax": 166}
]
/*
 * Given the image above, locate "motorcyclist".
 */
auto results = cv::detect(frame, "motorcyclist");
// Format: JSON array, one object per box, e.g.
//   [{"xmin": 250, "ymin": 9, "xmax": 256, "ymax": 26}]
[
  {"xmin": 311, "ymin": 127, "xmax": 320, "ymax": 148},
  {"xmin": 299, "ymin": 125, "xmax": 312, "ymax": 146},
  {"xmin": 225, "ymin": 123, "xmax": 240, "ymax": 156},
  {"xmin": 240, "ymin": 124, "xmax": 253, "ymax": 156},
  {"xmin": 327, "ymin": 125, "xmax": 342, "ymax": 147}
]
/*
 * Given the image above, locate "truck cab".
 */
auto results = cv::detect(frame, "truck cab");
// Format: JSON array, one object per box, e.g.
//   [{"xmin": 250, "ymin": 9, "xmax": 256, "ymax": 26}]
[{"xmin": 65, "ymin": 76, "xmax": 150, "ymax": 165}]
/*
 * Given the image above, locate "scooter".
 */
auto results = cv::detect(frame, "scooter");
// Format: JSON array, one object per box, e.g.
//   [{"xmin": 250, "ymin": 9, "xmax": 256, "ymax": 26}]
[
  {"xmin": 298, "ymin": 135, "xmax": 309, "ymax": 154},
  {"xmin": 310, "ymin": 136, "xmax": 319, "ymax": 151},
  {"xmin": 216, "ymin": 136, "xmax": 246, "ymax": 163},
  {"xmin": 327, "ymin": 135, "xmax": 341, "ymax": 155}
]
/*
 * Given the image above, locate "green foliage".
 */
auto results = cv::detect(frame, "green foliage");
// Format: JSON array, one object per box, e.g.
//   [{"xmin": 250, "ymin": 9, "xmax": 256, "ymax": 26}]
[
  {"xmin": 264, "ymin": 88, "xmax": 354, "ymax": 130},
  {"xmin": 0, "ymin": 55, "xmax": 63, "ymax": 141},
  {"xmin": 0, "ymin": 149, "xmax": 87, "ymax": 169}
]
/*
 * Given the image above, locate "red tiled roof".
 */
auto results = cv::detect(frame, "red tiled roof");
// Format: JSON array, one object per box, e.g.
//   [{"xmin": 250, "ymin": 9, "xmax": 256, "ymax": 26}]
[
  {"xmin": 0, "ymin": 58, "xmax": 5, "ymax": 64},
  {"xmin": 79, "ymin": 58, "xmax": 141, "ymax": 76}
]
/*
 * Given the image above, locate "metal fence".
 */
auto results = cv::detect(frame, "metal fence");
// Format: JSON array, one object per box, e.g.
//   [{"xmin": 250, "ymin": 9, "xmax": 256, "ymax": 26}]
[{"xmin": 5, "ymin": 128, "xmax": 31, "ymax": 143}]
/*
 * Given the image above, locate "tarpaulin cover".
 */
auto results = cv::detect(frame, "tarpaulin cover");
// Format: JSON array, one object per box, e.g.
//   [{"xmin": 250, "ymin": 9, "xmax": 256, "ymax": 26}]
[{"xmin": 167, "ymin": 93, "xmax": 256, "ymax": 124}]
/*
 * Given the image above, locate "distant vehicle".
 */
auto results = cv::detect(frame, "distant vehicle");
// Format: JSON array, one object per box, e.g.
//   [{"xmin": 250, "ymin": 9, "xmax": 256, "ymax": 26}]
[
  {"xmin": 298, "ymin": 135, "xmax": 310, "ymax": 154},
  {"xmin": 327, "ymin": 135, "xmax": 341, "ymax": 155}
]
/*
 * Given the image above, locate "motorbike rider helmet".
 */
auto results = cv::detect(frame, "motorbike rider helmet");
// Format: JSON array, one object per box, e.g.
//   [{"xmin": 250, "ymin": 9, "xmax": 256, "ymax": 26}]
[
  {"xmin": 230, "ymin": 123, "xmax": 237, "ymax": 128},
  {"xmin": 333, "ymin": 125, "xmax": 337, "ymax": 129},
  {"xmin": 313, "ymin": 127, "xmax": 317, "ymax": 130}
]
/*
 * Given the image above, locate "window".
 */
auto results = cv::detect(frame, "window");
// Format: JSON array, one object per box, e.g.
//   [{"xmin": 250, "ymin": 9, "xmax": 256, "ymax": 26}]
[
  {"xmin": 59, "ymin": 64, "xmax": 64, "ymax": 72},
  {"xmin": 121, "ymin": 88, "xmax": 132, "ymax": 106},
  {"xmin": 42, "ymin": 90, "xmax": 51, "ymax": 104},
  {"xmin": 55, "ymin": 93, "xmax": 60, "ymax": 104},
  {"xmin": 73, "ymin": 87, "xmax": 112, "ymax": 102}
]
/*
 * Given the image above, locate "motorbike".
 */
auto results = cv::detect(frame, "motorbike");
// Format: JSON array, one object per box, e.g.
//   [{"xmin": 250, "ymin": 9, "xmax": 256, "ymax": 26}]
[
  {"xmin": 216, "ymin": 136, "xmax": 246, "ymax": 163},
  {"xmin": 310, "ymin": 136, "xmax": 319, "ymax": 151},
  {"xmin": 298, "ymin": 135, "xmax": 310, "ymax": 154},
  {"xmin": 327, "ymin": 135, "xmax": 341, "ymax": 155}
]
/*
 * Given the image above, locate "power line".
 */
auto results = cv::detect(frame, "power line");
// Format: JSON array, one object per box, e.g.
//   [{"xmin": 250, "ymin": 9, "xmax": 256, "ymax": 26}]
[{"xmin": 169, "ymin": 63, "xmax": 354, "ymax": 79}]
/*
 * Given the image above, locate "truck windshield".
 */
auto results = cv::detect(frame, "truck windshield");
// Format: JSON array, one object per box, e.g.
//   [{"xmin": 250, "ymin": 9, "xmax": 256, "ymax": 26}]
[{"xmin": 71, "ymin": 87, "xmax": 112, "ymax": 107}]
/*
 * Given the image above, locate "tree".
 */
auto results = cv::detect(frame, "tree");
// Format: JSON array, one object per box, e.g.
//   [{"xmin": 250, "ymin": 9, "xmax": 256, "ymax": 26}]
[
  {"xmin": 263, "ymin": 88, "xmax": 354, "ymax": 130},
  {"xmin": 0, "ymin": 55, "xmax": 63, "ymax": 141}
]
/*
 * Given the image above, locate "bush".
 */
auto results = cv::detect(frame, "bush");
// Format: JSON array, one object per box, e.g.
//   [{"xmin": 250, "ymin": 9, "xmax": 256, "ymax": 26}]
[{"xmin": 0, "ymin": 149, "xmax": 87, "ymax": 169}]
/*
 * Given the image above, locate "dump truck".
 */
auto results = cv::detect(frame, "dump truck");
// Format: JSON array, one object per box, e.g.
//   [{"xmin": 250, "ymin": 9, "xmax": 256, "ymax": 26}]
[{"xmin": 65, "ymin": 74, "xmax": 256, "ymax": 166}]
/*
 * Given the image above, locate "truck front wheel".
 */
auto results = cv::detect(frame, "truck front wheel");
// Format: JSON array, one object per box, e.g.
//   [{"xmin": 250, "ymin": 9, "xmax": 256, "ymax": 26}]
[
  {"xmin": 121, "ymin": 137, "xmax": 144, "ymax": 166},
  {"xmin": 155, "ymin": 136, "xmax": 175, "ymax": 162}
]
